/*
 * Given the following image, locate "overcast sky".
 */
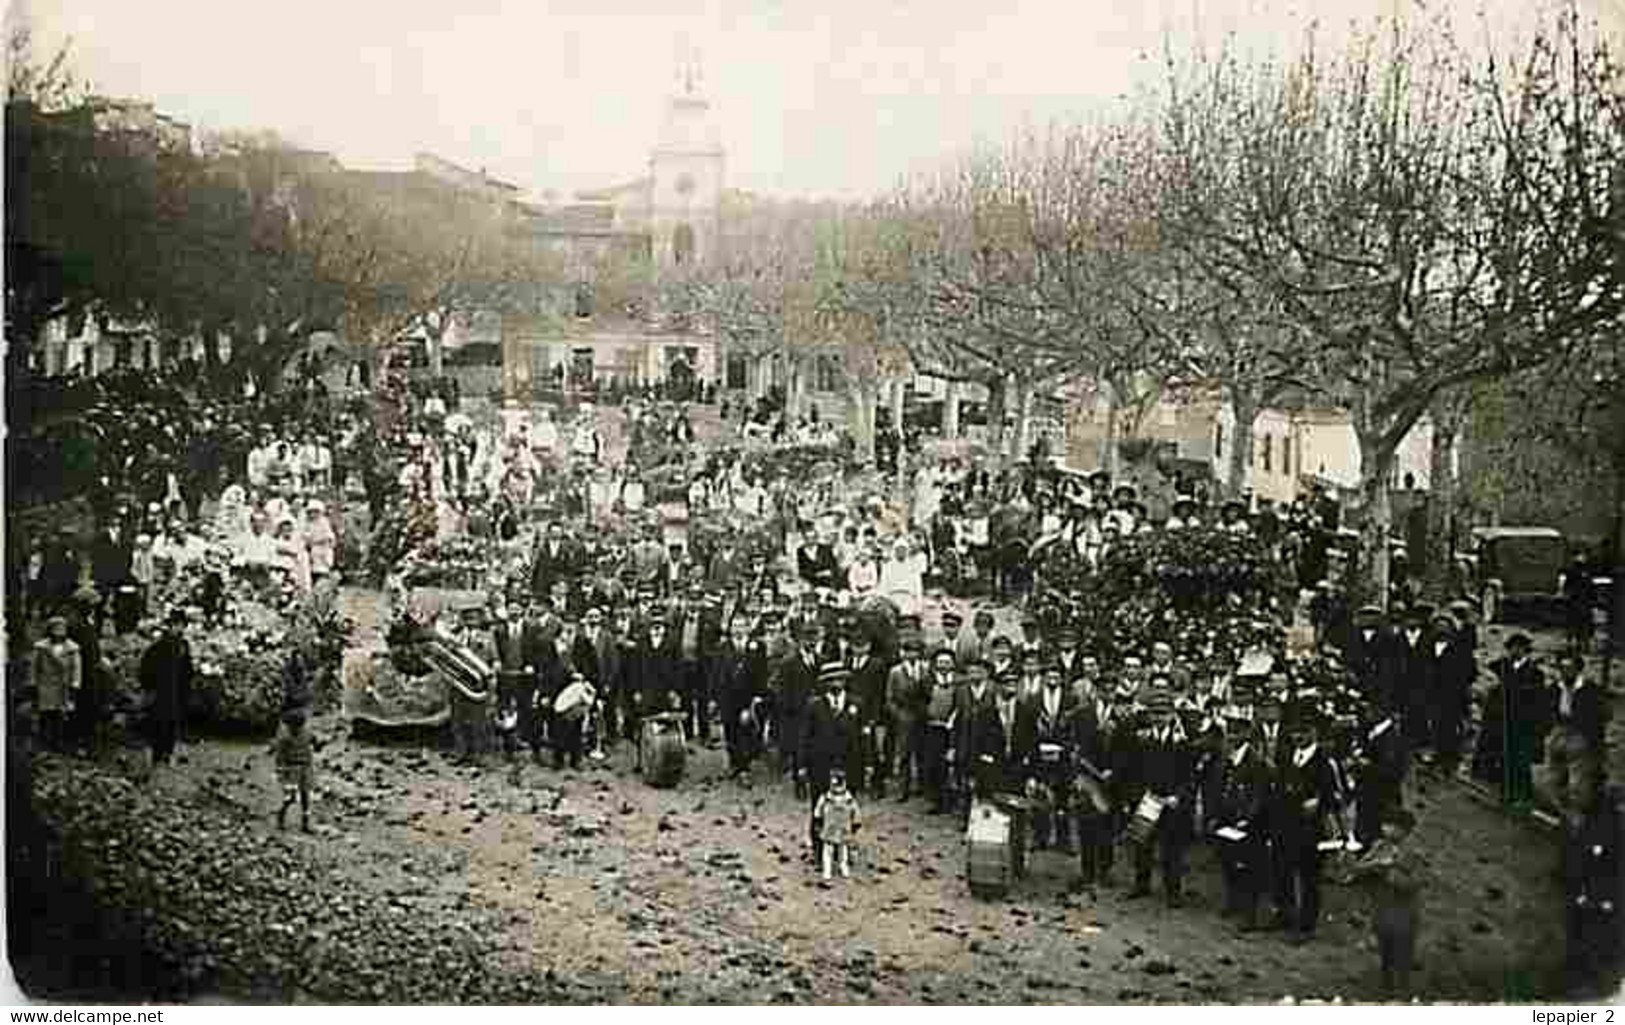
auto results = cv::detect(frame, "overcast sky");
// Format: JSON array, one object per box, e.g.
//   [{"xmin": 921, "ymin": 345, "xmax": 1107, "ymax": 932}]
[{"xmin": 17, "ymin": 0, "xmax": 1623, "ymax": 202}]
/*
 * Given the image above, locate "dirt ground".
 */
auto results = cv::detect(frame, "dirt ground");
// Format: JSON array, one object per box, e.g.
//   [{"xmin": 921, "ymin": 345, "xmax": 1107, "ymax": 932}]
[{"xmin": 11, "ymin": 581, "xmax": 1604, "ymax": 1004}]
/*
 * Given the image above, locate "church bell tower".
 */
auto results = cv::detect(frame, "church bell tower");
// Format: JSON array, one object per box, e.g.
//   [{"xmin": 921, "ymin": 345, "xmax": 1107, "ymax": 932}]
[{"xmin": 649, "ymin": 42, "xmax": 724, "ymax": 272}]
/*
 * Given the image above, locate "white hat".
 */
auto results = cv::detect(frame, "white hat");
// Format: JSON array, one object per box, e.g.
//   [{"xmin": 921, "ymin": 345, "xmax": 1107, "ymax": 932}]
[{"xmin": 306, "ymin": 499, "xmax": 325, "ymax": 512}]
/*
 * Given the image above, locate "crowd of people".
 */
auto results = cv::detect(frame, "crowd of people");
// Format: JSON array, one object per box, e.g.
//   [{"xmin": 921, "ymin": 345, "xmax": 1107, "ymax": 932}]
[
  {"xmin": 10, "ymin": 357, "xmax": 1621, "ymax": 995},
  {"xmin": 381, "ymin": 412, "xmax": 1618, "ymax": 991}
]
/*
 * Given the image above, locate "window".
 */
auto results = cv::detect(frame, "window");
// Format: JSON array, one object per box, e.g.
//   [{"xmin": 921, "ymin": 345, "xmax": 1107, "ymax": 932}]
[
  {"xmin": 1214, "ymin": 421, "xmax": 1225, "ymax": 459},
  {"xmin": 672, "ymin": 223, "xmax": 695, "ymax": 266},
  {"xmin": 1262, "ymin": 434, "xmax": 1273, "ymax": 473},
  {"xmin": 574, "ymin": 281, "xmax": 594, "ymax": 319},
  {"xmin": 1282, "ymin": 434, "xmax": 1292, "ymax": 477},
  {"xmin": 726, "ymin": 353, "xmax": 747, "ymax": 389},
  {"xmin": 813, "ymin": 354, "xmax": 842, "ymax": 393}
]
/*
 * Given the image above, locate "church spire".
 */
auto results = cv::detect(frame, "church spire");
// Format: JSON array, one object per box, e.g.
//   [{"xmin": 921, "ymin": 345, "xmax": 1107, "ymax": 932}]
[{"xmin": 674, "ymin": 39, "xmax": 703, "ymax": 98}]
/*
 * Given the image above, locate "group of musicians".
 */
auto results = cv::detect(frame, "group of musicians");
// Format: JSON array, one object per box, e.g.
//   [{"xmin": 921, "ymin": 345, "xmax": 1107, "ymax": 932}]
[{"xmin": 458, "ymin": 559, "xmax": 1413, "ymax": 943}]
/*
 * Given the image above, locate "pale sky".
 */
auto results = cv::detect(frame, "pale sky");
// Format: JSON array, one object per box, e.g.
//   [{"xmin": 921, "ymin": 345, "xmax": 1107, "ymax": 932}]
[{"xmin": 16, "ymin": 0, "xmax": 1624, "ymax": 202}]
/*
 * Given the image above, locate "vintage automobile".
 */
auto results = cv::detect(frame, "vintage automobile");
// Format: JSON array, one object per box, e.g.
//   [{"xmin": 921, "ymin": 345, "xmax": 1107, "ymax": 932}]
[{"xmin": 1455, "ymin": 526, "xmax": 1569, "ymax": 624}]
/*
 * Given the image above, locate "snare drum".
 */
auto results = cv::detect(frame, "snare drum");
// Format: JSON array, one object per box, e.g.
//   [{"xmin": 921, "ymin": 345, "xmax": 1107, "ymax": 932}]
[{"xmin": 1126, "ymin": 793, "xmax": 1166, "ymax": 847}]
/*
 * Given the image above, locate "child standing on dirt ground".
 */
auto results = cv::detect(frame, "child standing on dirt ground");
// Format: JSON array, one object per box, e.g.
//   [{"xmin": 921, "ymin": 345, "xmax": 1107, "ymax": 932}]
[
  {"xmin": 1348, "ymin": 818, "xmax": 1428, "ymax": 998},
  {"xmin": 274, "ymin": 709, "xmax": 317, "ymax": 832},
  {"xmin": 813, "ymin": 770, "xmax": 862, "ymax": 880}
]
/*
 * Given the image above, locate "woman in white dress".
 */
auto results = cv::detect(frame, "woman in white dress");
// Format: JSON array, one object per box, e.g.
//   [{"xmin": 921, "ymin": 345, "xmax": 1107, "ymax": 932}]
[
  {"xmin": 273, "ymin": 518, "xmax": 312, "ymax": 594},
  {"xmin": 304, "ymin": 500, "xmax": 337, "ymax": 579},
  {"xmin": 878, "ymin": 536, "xmax": 929, "ymax": 615},
  {"xmin": 533, "ymin": 410, "xmax": 560, "ymax": 469},
  {"xmin": 217, "ymin": 482, "xmax": 251, "ymax": 539}
]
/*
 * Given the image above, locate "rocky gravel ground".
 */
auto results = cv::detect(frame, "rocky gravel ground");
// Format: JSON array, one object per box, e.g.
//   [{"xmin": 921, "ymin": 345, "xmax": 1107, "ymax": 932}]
[{"xmin": 11, "ymin": 706, "xmax": 1581, "ymax": 1004}]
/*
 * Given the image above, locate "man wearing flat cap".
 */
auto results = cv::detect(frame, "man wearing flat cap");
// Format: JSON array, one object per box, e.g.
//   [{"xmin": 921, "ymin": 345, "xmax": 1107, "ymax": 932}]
[
  {"xmin": 800, "ymin": 663, "xmax": 863, "ymax": 866},
  {"xmin": 1346, "ymin": 603, "xmax": 1392, "ymax": 706}
]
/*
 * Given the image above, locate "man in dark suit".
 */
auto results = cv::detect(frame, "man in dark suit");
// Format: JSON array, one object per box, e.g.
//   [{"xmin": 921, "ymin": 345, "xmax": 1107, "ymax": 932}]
[
  {"xmin": 989, "ymin": 672, "xmax": 1022, "ymax": 793},
  {"xmin": 1214, "ymin": 708, "xmax": 1273, "ymax": 931},
  {"xmin": 138, "ymin": 609, "xmax": 194, "ymax": 767},
  {"xmin": 1388, "ymin": 604, "xmax": 1434, "ymax": 748},
  {"xmin": 570, "ymin": 605, "xmax": 609, "ymax": 686},
  {"xmin": 1353, "ymin": 702, "xmax": 1408, "ymax": 848},
  {"xmin": 1053, "ymin": 626, "xmax": 1083, "ymax": 682},
  {"xmin": 887, "ymin": 635, "xmax": 931, "ymax": 801},
  {"xmin": 1269, "ymin": 706, "xmax": 1339, "ymax": 940},
  {"xmin": 706, "ymin": 538, "xmax": 748, "ymax": 593},
  {"xmin": 952, "ymin": 659, "xmax": 1000, "ymax": 811},
  {"xmin": 774, "ymin": 619, "xmax": 824, "ymax": 792},
  {"xmin": 1424, "ymin": 609, "xmax": 1475, "ymax": 773},
  {"xmin": 41, "ymin": 527, "xmax": 84, "ymax": 616},
  {"xmin": 90, "ymin": 517, "xmax": 133, "ymax": 632},
  {"xmin": 1016, "ymin": 662, "xmax": 1079, "ymax": 851},
  {"xmin": 717, "ymin": 616, "xmax": 768, "ymax": 778},
  {"xmin": 796, "ymin": 533, "xmax": 843, "ymax": 591},
  {"xmin": 492, "ymin": 599, "xmax": 547, "ymax": 762},
  {"xmin": 847, "ymin": 630, "xmax": 892, "ymax": 797},
  {"xmin": 530, "ymin": 523, "xmax": 579, "ymax": 599},
  {"xmin": 627, "ymin": 618, "xmax": 680, "ymax": 768},
  {"xmin": 1127, "ymin": 691, "xmax": 1197, "ymax": 906},
  {"xmin": 799, "ymin": 663, "xmax": 863, "ymax": 866},
  {"xmin": 1345, "ymin": 604, "xmax": 1391, "ymax": 706},
  {"xmin": 921, "ymin": 648, "xmax": 961, "ymax": 814},
  {"xmin": 1482, "ymin": 632, "xmax": 1548, "ymax": 807}
]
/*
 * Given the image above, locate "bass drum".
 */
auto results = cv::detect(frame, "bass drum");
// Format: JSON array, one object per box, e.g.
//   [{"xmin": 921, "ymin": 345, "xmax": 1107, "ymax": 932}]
[{"xmin": 641, "ymin": 713, "xmax": 687, "ymax": 788}]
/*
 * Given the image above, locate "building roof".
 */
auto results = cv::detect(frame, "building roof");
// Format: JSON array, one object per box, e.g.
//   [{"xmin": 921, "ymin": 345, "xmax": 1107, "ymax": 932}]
[
  {"xmin": 576, "ymin": 177, "xmax": 652, "ymax": 201},
  {"xmin": 414, "ymin": 152, "xmax": 521, "ymax": 195},
  {"xmin": 510, "ymin": 201, "xmax": 638, "ymax": 236}
]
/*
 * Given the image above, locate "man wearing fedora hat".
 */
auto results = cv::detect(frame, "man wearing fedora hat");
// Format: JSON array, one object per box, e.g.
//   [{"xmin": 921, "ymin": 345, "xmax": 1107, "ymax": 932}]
[
  {"xmin": 775, "ymin": 618, "xmax": 824, "ymax": 793},
  {"xmin": 1476, "ymin": 632, "xmax": 1549, "ymax": 807},
  {"xmin": 1424, "ymin": 608, "xmax": 1474, "ymax": 775}
]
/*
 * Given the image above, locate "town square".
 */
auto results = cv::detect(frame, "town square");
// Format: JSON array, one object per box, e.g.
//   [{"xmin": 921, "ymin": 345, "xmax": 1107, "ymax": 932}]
[{"xmin": 5, "ymin": 0, "xmax": 1625, "ymax": 1007}]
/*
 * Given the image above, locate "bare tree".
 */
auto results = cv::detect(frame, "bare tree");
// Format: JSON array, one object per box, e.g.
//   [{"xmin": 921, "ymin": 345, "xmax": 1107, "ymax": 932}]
[{"xmin": 1158, "ymin": 5, "xmax": 1625, "ymax": 605}]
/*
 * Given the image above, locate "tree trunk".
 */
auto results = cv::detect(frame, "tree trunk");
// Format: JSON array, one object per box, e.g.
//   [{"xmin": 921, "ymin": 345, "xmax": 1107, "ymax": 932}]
[
  {"xmin": 1015, "ymin": 375, "xmax": 1035, "ymax": 462},
  {"xmin": 1103, "ymin": 385, "xmax": 1120, "ymax": 479},
  {"xmin": 1609, "ymin": 438, "xmax": 1625, "ymax": 686},
  {"xmin": 850, "ymin": 379, "xmax": 878, "ymax": 467},
  {"xmin": 943, "ymin": 380, "xmax": 962, "ymax": 440},
  {"xmin": 1227, "ymin": 392, "xmax": 1259, "ymax": 500},
  {"xmin": 1357, "ymin": 430, "xmax": 1397, "ymax": 611},
  {"xmin": 1426, "ymin": 411, "xmax": 1461, "ymax": 595},
  {"xmin": 984, "ymin": 376, "xmax": 1006, "ymax": 459},
  {"xmin": 426, "ymin": 318, "xmax": 447, "ymax": 379}
]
